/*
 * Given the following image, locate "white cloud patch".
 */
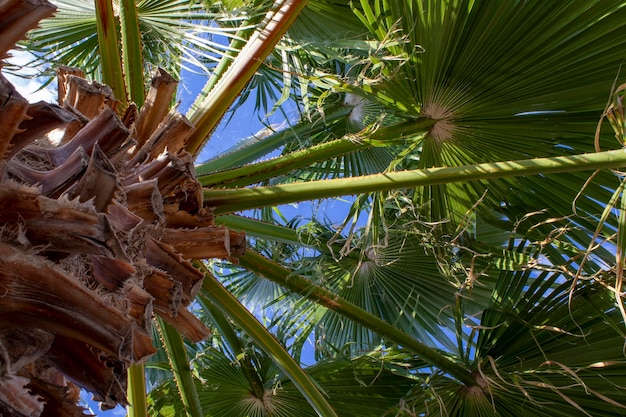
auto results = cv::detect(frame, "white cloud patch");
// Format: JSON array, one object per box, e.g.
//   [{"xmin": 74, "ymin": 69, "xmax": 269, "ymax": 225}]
[{"xmin": 3, "ymin": 49, "xmax": 57, "ymax": 103}]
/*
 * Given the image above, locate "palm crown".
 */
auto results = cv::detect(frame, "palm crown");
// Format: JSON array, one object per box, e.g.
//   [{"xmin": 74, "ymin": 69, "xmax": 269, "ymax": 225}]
[{"xmin": 2, "ymin": 0, "xmax": 626, "ymax": 416}]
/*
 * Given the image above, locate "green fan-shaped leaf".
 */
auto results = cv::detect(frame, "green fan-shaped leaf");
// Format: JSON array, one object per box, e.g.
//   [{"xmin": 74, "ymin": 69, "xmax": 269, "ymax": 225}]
[
  {"xmin": 308, "ymin": 228, "xmax": 461, "ymax": 354},
  {"xmin": 394, "ymin": 269, "xmax": 626, "ymax": 416},
  {"xmin": 325, "ymin": 0, "xmax": 626, "ymax": 234},
  {"xmin": 24, "ymin": 0, "xmax": 248, "ymax": 82},
  {"xmin": 148, "ymin": 348, "xmax": 418, "ymax": 417}
]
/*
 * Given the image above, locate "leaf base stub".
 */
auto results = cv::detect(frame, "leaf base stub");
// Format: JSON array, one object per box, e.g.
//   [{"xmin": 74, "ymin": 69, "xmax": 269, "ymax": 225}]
[{"xmin": 0, "ymin": 2, "xmax": 245, "ymax": 414}]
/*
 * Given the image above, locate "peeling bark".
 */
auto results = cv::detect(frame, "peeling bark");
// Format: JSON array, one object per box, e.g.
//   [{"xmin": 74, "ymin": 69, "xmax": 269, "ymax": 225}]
[
  {"xmin": 130, "ymin": 112, "xmax": 195, "ymax": 165},
  {"xmin": 124, "ymin": 151, "xmax": 202, "ymax": 214},
  {"xmin": 0, "ymin": 375, "xmax": 45, "ymax": 417},
  {"xmin": 106, "ymin": 201, "xmax": 144, "ymax": 231},
  {"xmin": 0, "ymin": 0, "xmax": 56, "ymax": 60},
  {"xmin": 0, "ymin": 329, "xmax": 54, "ymax": 375},
  {"xmin": 0, "ymin": 3, "xmax": 245, "ymax": 413},
  {"xmin": 46, "ymin": 336, "xmax": 128, "ymax": 410},
  {"xmin": 0, "ymin": 243, "xmax": 154, "ymax": 361},
  {"xmin": 9, "ymin": 102, "xmax": 78, "ymax": 157},
  {"xmin": 160, "ymin": 226, "xmax": 246, "ymax": 259},
  {"xmin": 155, "ymin": 306, "xmax": 211, "ymax": 343},
  {"xmin": 66, "ymin": 144, "xmax": 120, "ymax": 212},
  {"xmin": 19, "ymin": 107, "xmax": 129, "ymax": 171},
  {"xmin": 134, "ymin": 67, "xmax": 178, "ymax": 147},
  {"xmin": 6, "ymin": 147, "xmax": 89, "ymax": 196},
  {"xmin": 90, "ymin": 255, "xmax": 136, "ymax": 290},
  {"xmin": 122, "ymin": 284, "xmax": 154, "ymax": 332},
  {"xmin": 0, "ymin": 183, "xmax": 126, "ymax": 257},
  {"xmin": 144, "ymin": 237, "xmax": 204, "ymax": 304},
  {"xmin": 164, "ymin": 206, "xmax": 215, "ymax": 228},
  {"xmin": 0, "ymin": 74, "xmax": 29, "ymax": 155},
  {"xmin": 19, "ymin": 359, "xmax": 90, "ymax": 416},
  {"xmin": 124, "ymin": 179, "xmax": 165, "ymax": 223},
  {"xmin": 57, "ymin": 66, "xmax": 85, "ymax": 108},
  {"xmin": 61, "ymin": 74, "xmax": 118, "ymax": 118},
  {"xmin": 143, "ymin": 269, "xmax": 183, "ymax": 317}
]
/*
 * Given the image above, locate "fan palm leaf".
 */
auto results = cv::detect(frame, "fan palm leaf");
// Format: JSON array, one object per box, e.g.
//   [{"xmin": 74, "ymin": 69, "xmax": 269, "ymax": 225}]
[
  {"xmin": 148, "ymin": 347, "xmax": 419, "ymax": 417},
  {"xmin": 394, "ymin": 265, "xmax": 626, "ymax": 416},
  {"xmin": 290, "ymin": 0, "xmax": 626, "ymax": 234},
  {"xmin": 23, "ymin": 0, "xmax": 256, "ymax": 82}
]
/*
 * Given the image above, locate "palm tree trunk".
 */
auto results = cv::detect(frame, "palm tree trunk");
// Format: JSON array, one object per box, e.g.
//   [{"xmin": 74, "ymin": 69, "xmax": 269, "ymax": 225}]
[{"xmin": 0, "ymin": 3, "xmax": 245, "ymax": 415}]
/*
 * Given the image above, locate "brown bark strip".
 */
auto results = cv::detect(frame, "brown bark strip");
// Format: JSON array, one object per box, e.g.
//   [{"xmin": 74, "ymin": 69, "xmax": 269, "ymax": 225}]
[
  {"xmin": 164, "ymin": 206, "xmax": 215, "ymax": 228},
  {"xmin": 106, "ymin": 201, "xmax": 144, "ymax": 232},
  {"xmin": 0, "ymin": 74, "xmax": 28, "ymax": 157},
  {"xmin": 46, "ymin": 336, "xmax": 129, "ymax": 410},
  {"xmin": 126, "ymin": 151, "xmax": 197, "ymax": 194},
  {"xmin": 122, "ymin": 151, "xmax": 170, "ymax": 185},
  {"xmin": 143, "ymin": 269, "xmax": 183, "ymax": 317},
  {"xmin": 0, "ymin": 329, "xmax": 54, "ymax": 375},
  {"xmin": 6, "ymin": 147, "xmax": 89, "ymax": 196},
  {"xmin": 0, "ymin": 0, "xmax": 56, "ymax": 58},
  {"xmin": 51, "ymin": 111, "xmax": 88, "ymax": 146},
  {"xmin": 155, "ymin": 305, "xmax": 211, "ymax": 343},
  {"xmin": 66, "ymin": 106, "xmax": 130, "ymax": 159},
  {"xmin": 144, "ymin": 237, "xmax": 204, "ymax": 304},
  {"xmin": 62, "ymin": 74, "xmax": 118, "ymax": 118},
  {"xmin": 57, "ymin": 66, "xmax": 85, "ymax": 107},
  {"xmin": 0, "ymin": 375, "xmax": 45, "ymax": 417},
  {"xmin": 156, "ymin": 151, "xmax": 198, "ymax": 199},
  {"xmin": 66, "ymin": 144, "xmax": 120, "ymax": 212},
  {"xmin": 18, "ymin": 360, "xmax": 89, "ymax": 417},
  {"xmin": 130, "ymin": 111, "xmax": 195, "ymax": 165},
  {"xmin": 123, "ymin": 179, "xmax": 165, "ymax": 224},
  {"xmin": 134, "ymin": 67, "xmax": 178, "ymax": 147},
  {"xmin": 124, "ymin": 151, "xmax": 203, "ymax": 216},
  {"xmin": 160, "ymin": 226, "xmax": 246, "ymax": 259},
  {"xmin": 0, "ymin": 183, "xmax": 127, "ymax": 258},
  {"xmin": 90, "ymin": 255, "xmax": 136, "ymax": 291},
  {"xmin": 122, "ymin": 284, "xmax": 154, "ymax": 332},
  {"xmin": 229, "ymin": 230, "xmax": 247, "ymax": 256},
  {"xmin": 0, "ymin": 243, "xmax": 154, "ymax": 362},
  {"xmin": 22, "ymin": 107, "xmax": 130, "ymax": 167},
  {"xmin": 8, "ymin": 102, "xmax": 77, "ymax": 159},
  {"xmin": 122, "ymin": 102, "xmax": 138, "ymax": 128}
]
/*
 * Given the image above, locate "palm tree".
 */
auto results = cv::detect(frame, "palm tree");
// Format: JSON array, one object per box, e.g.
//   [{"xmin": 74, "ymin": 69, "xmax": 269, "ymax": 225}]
[{"xmin": 3, "ymin": 0, "xmax": 626, "ymax": 416}]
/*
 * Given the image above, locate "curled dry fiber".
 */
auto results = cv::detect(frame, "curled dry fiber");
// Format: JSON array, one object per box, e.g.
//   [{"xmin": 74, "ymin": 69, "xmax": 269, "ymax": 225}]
[{"xmin": 0, "ymin": 1, "xmax": 245, "ymax": 415}]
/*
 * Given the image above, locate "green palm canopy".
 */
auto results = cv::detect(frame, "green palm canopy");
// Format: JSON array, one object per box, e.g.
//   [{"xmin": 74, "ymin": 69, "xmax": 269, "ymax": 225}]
[{"xmin": 3, "ymin": 0, "xmax": 626, "ymax": 416}]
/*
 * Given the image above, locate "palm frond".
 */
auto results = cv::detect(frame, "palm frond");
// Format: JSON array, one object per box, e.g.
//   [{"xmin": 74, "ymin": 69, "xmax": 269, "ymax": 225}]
[
  {"xmin": 148, "ymin": 347, "xmax": 419, "ymax": 417},
  {"xmin": 23, "ymin": 0, "xmax": 250, "ymax": 82},
  {"xmin": 300, "ymin": 0, "xmax": 626, "ymax": 234}
]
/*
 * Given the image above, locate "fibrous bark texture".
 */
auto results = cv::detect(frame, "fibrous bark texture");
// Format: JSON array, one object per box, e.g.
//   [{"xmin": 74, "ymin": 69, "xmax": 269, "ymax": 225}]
[{"xmin": 0, "ymin": 2, "xmax": 245, "ymax": 415}]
